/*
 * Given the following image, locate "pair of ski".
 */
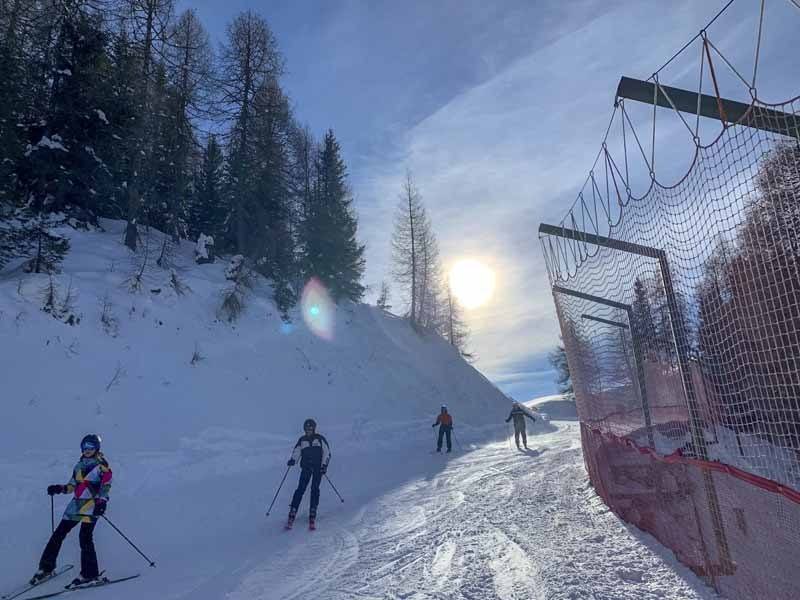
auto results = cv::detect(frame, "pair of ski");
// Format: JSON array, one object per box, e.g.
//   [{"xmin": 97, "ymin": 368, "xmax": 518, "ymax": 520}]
[{"xmin": 2, "ymin": 566, "xmax": 139, "ymax": 600}]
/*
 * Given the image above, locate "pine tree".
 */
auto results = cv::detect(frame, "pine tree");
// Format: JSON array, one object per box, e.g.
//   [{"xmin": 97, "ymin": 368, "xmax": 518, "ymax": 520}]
[
  {"xmin": 16, "ymin": 5, "xmax": 113, "ymax": 223},
  {"xmin": 120, "ymin": 0, "xmax": 176, "ymax": 251},
  {"xmin": 391, "ymin": 172, "xmax": 422, "ymax": 323},
  {"xmin": 189, "ymin": 135, "xmax": 226, "ymax": 241},
  {"xmin": 248, "ymin": 78, "xmax": 296, "ymax": 313},
  {"xmin": 301, "ymin": 130, "xmax": 365, "ymax": 302},
  {"xmin": 376, "ymin": 280, "xmax": 391, "ymax": 311},
  {"xmin": 154, "ymin": 8, "xmax": 213, "ymax": 241},
  {"xmin": 218, "ymin": 10, "xmax": 283, "ymax": 253},
  {"xmin": 0, "ymin": 0, "xmax": 31, "ymax": 205},
  {"xmin": 390, "ymin": 171, "xmax": 443, "ymax": 328},
  {"xmin": 415, "ymin": 210, "xmax": 443, "ymax": 330},
  {"xmin": 444, "ymin": 283, "xmax": 472, "ymax": 359}
]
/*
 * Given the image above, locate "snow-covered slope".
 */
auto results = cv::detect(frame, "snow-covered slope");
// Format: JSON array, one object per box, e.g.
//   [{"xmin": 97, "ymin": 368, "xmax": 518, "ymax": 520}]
[
  {"xmin": 0, "ymin": 219, "xmax": 513, "ymax": 595},
  {"xmin": 1, "ymin": 219, "xmax": 505, "ymax": 456}
]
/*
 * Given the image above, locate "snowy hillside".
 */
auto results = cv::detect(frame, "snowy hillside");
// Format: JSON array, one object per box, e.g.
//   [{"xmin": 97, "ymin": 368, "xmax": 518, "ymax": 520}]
[
  {"xmin": 0, "ymin": 221, "xmax": 713, "ymax": 600},
  {"xmin": 1, "ymin": 219, "xmax": 505, "ymax": 456}
]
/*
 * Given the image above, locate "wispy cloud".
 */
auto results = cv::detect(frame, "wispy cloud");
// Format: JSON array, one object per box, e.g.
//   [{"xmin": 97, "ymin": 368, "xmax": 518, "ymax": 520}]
[{"xmin": 355, "ymin": 1, "xmax": 709, "ymax": 399}]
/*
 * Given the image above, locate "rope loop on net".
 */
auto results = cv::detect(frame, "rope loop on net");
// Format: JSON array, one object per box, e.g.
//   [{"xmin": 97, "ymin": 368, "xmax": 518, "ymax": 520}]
[{"xmin": 540, "ymin": 0, "xmax": 800, "ymax": 283}]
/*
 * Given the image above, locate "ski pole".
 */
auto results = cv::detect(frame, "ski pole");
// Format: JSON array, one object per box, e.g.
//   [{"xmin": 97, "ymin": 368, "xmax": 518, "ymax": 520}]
[
  {"xmin": 50, "ymin": 496, "xmax": 55, "ymax": 533},
  {"xmin": 453, "ymin": 429, "xmax": 463, "ymax": 451},
  {"xmin": 325, "ymin": 475, "xmax": 345, "ymax": 503},
  {"xmin": 101, "ymin": 516, "xmax": 156, "ymax": 567},
  {"xmin": 265, "ymin": 466, "xmax": 291, "ymax": 516}
]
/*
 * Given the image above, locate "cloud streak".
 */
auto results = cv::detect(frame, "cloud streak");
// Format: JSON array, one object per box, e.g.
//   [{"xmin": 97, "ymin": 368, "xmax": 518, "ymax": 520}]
[{"xmin": 355, "ymin": 0, "xmax": 799, "ymax": 401}]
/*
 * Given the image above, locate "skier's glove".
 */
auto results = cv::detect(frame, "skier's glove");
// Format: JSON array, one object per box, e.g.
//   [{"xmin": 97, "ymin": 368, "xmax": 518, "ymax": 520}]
[
  {"xmin": 93, "ymin": 499, "xmax": 107, "ymax": 517},
  {"xmin": 431, "ymin": 423, "xmax": 436, "ymax": 428},
  {"xmin": 287, "ymin": 459, "xmax": 296, "ymax": 467},
  {"xmin": 47, "ymin": 484, "xmax": 65, "ymax": 496},
  {"xmin": 320, "ymin": 464, "xmax": 328, "ymax": 476}
]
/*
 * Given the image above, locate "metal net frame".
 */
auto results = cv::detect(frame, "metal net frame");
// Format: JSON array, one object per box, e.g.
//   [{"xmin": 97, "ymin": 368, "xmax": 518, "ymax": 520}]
[{"xmin": 540, "ymin": 4, "xmax": 800, "ymax": 597}]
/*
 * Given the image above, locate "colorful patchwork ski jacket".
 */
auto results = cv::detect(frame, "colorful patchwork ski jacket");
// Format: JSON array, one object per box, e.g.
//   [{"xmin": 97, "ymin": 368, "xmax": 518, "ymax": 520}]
[{"xmin": 62, "ymin": 453, "xmax": 112, "ymax": 523}]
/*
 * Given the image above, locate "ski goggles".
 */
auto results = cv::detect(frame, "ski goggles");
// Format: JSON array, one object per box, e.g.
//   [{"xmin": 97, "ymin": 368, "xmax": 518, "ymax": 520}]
[{"xmin": 81, "ymin": 443, "xmax": 99, "ymax": 452}]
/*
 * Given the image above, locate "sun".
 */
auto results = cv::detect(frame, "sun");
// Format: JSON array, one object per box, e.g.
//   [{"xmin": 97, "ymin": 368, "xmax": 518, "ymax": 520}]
[{"xmin": 449, "ymin": 259, "xmax": 496, "ymax": 309}]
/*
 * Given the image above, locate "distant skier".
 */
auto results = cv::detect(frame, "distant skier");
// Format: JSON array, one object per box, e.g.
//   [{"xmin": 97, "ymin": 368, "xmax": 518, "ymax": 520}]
[
  {"xmin": 286, "ymin": 419, "xmax": 331, "ymax": 530},
  {"xmin": 506, "ymin": 402, "xmax": 536, "ymax": 449},
  {"xmin": 432, "ymin": 405, "xmax": 453, "ymax": 453},
  {"xmin": 30, "ymin": 434, "xmax": 112, "ymax": 588}
]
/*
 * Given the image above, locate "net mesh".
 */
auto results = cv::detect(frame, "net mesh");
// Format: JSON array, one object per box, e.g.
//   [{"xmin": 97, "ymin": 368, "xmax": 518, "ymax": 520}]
[{"xmin": 543, "ymin": 87, "xmax": 800, "ymax": 596}]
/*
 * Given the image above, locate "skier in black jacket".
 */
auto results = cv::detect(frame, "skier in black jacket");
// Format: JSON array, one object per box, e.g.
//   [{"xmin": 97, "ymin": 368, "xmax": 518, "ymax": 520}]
[
  {"xmin": 286, "ymin": 418, "xmax": 331, "ymax": 529},
  {"xmin": 506, "ymin": 403, "xmax": 536, "ymax": 449}
]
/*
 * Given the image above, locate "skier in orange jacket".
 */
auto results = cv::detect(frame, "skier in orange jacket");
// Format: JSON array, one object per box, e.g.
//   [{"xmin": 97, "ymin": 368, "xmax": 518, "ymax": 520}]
[{"xmin": 432, "ymin": 405, "xmax": 453, "ymax": 453}]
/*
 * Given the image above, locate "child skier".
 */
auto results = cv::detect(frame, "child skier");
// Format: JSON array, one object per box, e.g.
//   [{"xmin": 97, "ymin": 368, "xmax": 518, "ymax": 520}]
[
  {"xmin": 432, "ymin": 405, "xmax": 453, "ymax": 453},
  {"xmin": 505, "ymin": 402, "xmax": 537, "ymax": 449},
  {"xmin": 30, "ymin": 434, "xmax": 112, "ymax": 587},
  {"xmin": 286, "ymin": 419, "xmax": 331, "ymax": 530}
]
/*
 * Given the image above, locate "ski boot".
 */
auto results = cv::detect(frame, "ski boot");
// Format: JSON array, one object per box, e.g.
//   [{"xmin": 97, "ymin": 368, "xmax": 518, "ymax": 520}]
[
  {"xmin": 309, "ymin": 509, "xmax": 317, "ymax": 531},
  {"xmin": 68, "ymin": 574, "xmax": 103, "ymax": 588},
  {"xmin": 29, "ymin": 569, "xmax": 54, "ymax": 586},
  {"xmin": 446, "ymin": 448, "xmax": 452, "ymax": 453},
  {"xmin": 286, "ymin": 507, "xmax": 297, "ymax": 530},
  {"xmin": 436, "ymin": 448, "xmax": 441, "ymax": 453}
]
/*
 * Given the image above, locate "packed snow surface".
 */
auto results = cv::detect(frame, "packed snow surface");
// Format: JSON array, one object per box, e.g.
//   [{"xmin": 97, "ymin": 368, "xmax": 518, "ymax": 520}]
[
  {"xmin": 0, "ymin": 221, "xmax": 716, "ymax": 599},
  {"xmin": 0, "ymin": 421, "xmax": 717, "ymax": 599}
]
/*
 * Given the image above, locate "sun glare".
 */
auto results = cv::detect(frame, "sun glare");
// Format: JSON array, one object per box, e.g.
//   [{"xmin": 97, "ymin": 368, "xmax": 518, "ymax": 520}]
[{"xmin": 449, "ymin": 259, "xmax": 496, "ymax": 309}]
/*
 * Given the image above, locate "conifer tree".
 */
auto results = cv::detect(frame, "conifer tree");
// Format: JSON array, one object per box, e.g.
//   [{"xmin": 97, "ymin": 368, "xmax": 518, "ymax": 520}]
[
  {"xmin": 444, "ymin": 283, "xmax": 472, "ymax": 358},
  {"xmin": 376, "ymin": 280, "xmax": 392, "ymax": 311},
  {"xmin": 189, "ymin": 135, "xmax": 226, "ymax": 241},
  {"xmin": 391, "ymin": 172, "xmax": 422, "ymax": 323},
  {"xmin": 302, "ymin": 130, "xmax": 365, "ymax": 302},
  {"xmin": 218, "ymin": 10, "xmax": 283, "ymax": 253}
]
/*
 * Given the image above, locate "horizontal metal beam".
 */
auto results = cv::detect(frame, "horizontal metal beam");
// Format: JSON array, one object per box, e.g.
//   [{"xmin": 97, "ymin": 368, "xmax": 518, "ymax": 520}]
[
  {"xmin": 581, "ymin": 313, "xmax": 629, "ymax": 329},
  {"xmin": 539, "ymin": 223, "xmax": 663, "ymax": 259},
  {"xmin": 552, "ymin": 285, "xmax": 630, "ymax": 312},
  {"xmin": 617, "ymin": 76, "xmax": 799, "ymax": 139}
]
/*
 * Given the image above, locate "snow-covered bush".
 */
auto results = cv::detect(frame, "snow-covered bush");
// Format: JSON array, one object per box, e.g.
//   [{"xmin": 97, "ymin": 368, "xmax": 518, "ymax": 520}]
[{"xmin": 194, "ymin": 234, "xmax": 215, "ymax": 265}]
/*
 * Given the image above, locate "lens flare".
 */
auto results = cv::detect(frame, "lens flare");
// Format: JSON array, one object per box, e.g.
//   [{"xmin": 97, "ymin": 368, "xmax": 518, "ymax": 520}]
[{"xmin": 301, "ymin": 278, "xmax": 334, "ymax": 340}]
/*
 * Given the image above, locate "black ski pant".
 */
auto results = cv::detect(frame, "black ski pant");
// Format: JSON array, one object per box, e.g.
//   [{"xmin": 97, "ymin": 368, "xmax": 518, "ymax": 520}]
[
  {"xmin": 290, "ymin": 467, "xmax": 322, "ymax": 516},
  {"xmin": 514, "ymin": 425, "xmax": 528, "ymax": 448},
  {"xmin": 437, "ymin": 426, "xmax": 452, "ymax": 451},
  {"xmin": 40, "ymin": 518, "xmax": 99, "ymax": 578}
]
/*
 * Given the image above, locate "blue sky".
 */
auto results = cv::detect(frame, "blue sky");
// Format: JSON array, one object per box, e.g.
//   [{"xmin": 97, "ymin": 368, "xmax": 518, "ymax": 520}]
[{"xmin": 179, "ymin": 0, "xmax": 799, "ymax": 401}]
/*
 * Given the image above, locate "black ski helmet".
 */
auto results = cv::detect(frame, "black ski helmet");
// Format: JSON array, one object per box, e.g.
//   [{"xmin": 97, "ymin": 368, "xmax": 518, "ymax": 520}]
[
  {"xmin": 303, "ymin": 418, "xmax": 317, "ymax": 431},
  {"xmin": 441, "ymin": 404, "xmax": 448, "ymax": 411},
  {"xmin": 80, "ymin": 433, "xmax": 102, "ymax": 451}
]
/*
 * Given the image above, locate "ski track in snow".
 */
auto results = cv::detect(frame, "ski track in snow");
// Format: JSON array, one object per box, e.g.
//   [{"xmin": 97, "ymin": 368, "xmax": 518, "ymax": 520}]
[{"xmin": 226, "ymin": 422, "xmax": 718, "ymax": 600}]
